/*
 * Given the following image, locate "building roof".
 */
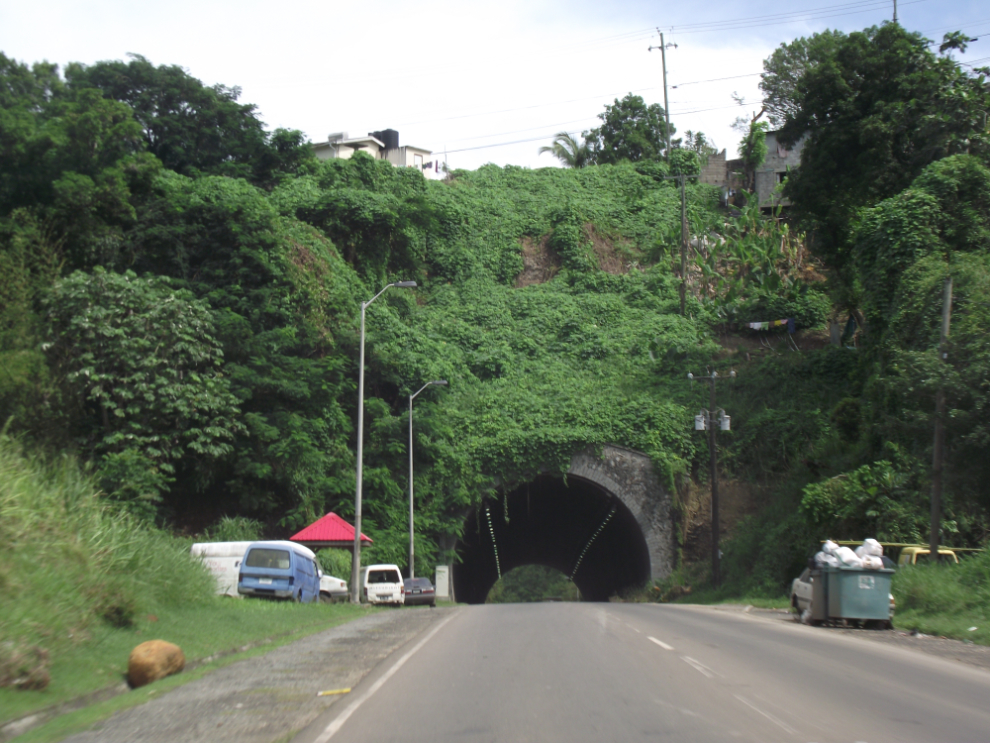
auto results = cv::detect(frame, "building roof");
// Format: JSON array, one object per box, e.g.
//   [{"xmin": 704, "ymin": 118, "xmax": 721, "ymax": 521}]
[{"xmin": 290, "ymin": 512, "xmax": 372, "ymax": 546}]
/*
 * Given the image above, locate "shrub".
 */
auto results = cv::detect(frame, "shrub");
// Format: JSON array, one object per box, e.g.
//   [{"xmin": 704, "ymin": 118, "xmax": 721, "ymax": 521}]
[{"xmin": 0, "ymin": 436, "xmax": 216, "ymax": 653}]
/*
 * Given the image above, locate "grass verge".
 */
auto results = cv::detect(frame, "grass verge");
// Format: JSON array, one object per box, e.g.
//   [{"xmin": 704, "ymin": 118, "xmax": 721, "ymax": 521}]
[
  {"xmin": 2, "ymin": 599, "xmax": 376, "ymax": 740},
  {"xmin": 890, "ymin": 550, "xmax": 990, "ymax": 645}
]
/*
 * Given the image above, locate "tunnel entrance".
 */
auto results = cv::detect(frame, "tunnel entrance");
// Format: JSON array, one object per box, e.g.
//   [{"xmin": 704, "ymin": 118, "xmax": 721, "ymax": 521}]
[{"xmin": 453, "ymin": 474, "xmax": 652, "ymax": 604}]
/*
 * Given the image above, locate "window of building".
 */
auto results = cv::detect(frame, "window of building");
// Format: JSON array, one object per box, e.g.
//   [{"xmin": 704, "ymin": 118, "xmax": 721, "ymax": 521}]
[{"xmin": 414, "ymin": 154, "xmax": 423, "ymax": 168}]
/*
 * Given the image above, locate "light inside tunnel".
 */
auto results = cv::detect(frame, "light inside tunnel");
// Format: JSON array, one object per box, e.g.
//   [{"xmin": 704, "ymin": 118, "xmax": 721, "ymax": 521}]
[{"xmin": 453, "ymin": 475, "xmax": 651, "ymax": 604}]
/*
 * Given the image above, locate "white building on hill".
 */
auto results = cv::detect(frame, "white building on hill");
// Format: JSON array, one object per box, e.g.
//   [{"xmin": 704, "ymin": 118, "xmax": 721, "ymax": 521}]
[{"xmin": 312, "ymin": 128, "xmax": 434, "ymax": 172}]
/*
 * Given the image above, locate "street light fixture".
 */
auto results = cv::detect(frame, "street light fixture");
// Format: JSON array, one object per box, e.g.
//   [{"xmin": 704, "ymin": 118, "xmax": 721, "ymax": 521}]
[
  {"xmin": 688, "ymin": 369, "xmax": 735, "ymax": 587},
  {"xmin": 351, "ymin": 280, "xmax": 417, "ymax": 604},
  {"xmin": 408, "ymin": 380, "xmax": 448, "ymax": 579}
]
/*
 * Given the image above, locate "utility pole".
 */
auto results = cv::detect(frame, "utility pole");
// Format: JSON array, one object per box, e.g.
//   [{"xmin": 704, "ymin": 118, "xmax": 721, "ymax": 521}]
[
  {"xmin": 664, "ymin": 174, "xmax": 699, "ymax": 315},
  {"xmin": 648, "ymin": 30, "xmax": 676, "ymax": 157},
  {"xmin": 929, "ymin": 275, "xmax": 952, "ymax": 563},
  {"xmin": 689, "ymin": 369, "xmax": 735, "ymax": 587},
  {"xmin": 893, "ymin": 0, "xmax": 898, "ymax": 23},
  {"xmin": 680, "ymin": 176, "xmax": 688, "ymax": 315}
]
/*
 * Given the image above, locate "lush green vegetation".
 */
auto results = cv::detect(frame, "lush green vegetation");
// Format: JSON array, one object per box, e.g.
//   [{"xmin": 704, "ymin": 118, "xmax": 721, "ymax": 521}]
[
  {"xmin": 1, "ymin": 24, "xmax": 989, "ymax": 645},
  {"xmin": 0, "ymin": 435, "xmax": 216, "ymax": 656},
  {"xmin": 891, "ymin": 552, "xmax": 990, "ymax": 644},
  {"xmin": 0, "ymin": 432, "xmax": 371, "ymax": 724},
  {"xmin": 487, "ymin": 565, "xmax": 580, "ymax": 603}
]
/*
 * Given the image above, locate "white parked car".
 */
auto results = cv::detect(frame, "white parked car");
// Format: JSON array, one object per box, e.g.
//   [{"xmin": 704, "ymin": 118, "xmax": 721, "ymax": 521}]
[
  {"xmin": 790, "ymin": 568, "xmax": 815, "ymax": 620},
  {"xmin": 361, "ymin": 564, "xmax": 405, "ymax": 606},
  {"xmin": 319, "ymin": 572, "xmax": 349, "ymax": 603}
]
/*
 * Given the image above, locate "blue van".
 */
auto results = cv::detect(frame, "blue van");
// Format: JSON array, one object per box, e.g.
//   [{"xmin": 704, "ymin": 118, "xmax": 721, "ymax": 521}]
[{"xmin": 237, "ymin": 541, "xmax": 320, "ymax": 603}]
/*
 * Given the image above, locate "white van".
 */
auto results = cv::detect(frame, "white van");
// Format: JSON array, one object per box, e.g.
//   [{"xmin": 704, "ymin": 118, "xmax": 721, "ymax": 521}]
[
  {"xmin": 190, "ymin": 541, "xmax": 254, "ymax": 597},
  {"xmin": 237, "ymin": 541, "xmax": 321, "ymax": 603},
  {"xmin": 361, "ymin": 564, "xmax": 405, "ymax": 605}
]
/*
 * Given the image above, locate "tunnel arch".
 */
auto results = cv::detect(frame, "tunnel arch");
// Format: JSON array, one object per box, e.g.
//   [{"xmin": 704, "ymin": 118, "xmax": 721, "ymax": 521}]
[{"xmin": 453, "ymin": 445, "xmax": 674, "ymax": 603}]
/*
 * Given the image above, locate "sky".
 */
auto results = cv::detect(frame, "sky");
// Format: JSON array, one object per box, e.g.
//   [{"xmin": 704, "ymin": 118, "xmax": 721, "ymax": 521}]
[{"xmin": 2, "ymin": 0, "xmax": 988, "ymax": 174}]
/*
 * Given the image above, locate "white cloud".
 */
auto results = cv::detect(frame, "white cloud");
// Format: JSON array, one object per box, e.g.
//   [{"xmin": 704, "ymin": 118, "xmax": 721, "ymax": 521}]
[{"xmin": 2, "ymin": 0, "xmax": 986, "ymax": 172}]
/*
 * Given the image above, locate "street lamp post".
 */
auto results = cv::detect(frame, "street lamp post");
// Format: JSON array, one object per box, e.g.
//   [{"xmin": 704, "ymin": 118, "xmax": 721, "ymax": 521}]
[
  {"xmin": 688, "ymin": 369, "xmax": 735, "ymax": 587},
  {"xmin": 351, "ymin": 280, "xmax": 417, "ymax": 604},
  {"xmin": 408, "ymin": 380, "xmax": 448, "ymax": 579}
]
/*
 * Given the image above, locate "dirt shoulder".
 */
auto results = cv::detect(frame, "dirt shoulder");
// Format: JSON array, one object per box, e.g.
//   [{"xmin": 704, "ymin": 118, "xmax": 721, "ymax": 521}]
[
  {"xmin": 708, "ymin": 603, "xmax": 990, "ymax": 673},
  {"xmin": 45, "ymin": 607, "xmax": 454, "ymax": 743}
]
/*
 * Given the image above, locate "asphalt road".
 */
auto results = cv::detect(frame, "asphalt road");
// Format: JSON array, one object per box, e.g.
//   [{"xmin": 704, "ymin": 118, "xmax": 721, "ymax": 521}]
[{"xmin": 294, "ymin": 603, "xmax": 990, "ymax": 743}]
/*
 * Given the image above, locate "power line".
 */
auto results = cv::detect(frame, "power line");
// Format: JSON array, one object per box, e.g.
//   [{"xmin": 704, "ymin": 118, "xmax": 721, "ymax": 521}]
[
  {"xmin": 666, "ymin": 0, "xmax": 896, "ymax": 31},
  {"xmin": 665, "ymin": 0, "xmax": 932, "ymax": 34},
  {"xmin": 438, "ymin": 117, "xmax": 600, "ymax": 146},
  {"xmin": 393, "ymin": 86, "xmax": 662, "ymax": 127},
  {"xmin": 673, "ymin": 73, "xmax": 762, "ymax": 88},
  {"xmin": 434, "ymin": 132, "xmax": 583, "ymax": 155},
  {"xmin": 427, "ymin": 100, "xmax": 762, "ymax": 154},
  {"xmin": 921, "ymin": 17, "xmax": 990, "ymax": 36}
]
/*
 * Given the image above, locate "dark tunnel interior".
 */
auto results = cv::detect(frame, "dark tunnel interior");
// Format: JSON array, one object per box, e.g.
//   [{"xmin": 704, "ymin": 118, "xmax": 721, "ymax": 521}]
[{"xmin": 453, "ymin": 475, "xmax": 651, "ymax": 603}]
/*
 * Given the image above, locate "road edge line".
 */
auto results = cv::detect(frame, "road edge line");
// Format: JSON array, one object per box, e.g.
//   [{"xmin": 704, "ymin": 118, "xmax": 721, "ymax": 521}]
[{"xmin": 312, "ymin": 610, "xmax": 460, "ymax": 742}]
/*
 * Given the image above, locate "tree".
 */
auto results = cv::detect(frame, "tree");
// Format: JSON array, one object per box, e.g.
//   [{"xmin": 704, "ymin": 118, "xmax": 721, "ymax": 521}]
[
  {"xmin": 586, "ymin": 93, "xmax": 672, "ymax": 165},
  {"xmin": 65, "ymin": 55, "xmax": 314, "ymax": 187},
  {"xmin": 678, "ymin": 130, "xmax": 718, "ymax": 164},
  {"xmin": 759, "ymin": 30, "xmax": 846, "ymax": 128},
  {"xmin": 538, "ymin": 132, "xmax": 591, "ymax": 168},
  {"xmin": 777, "ymin": 24, "xmax": 990, "ymax": 275},
  {"xmin": 0, "ymin": 54, "xmax": 162, "ymax": 272},
  {"xmin": 738, "ymin": 120, "xmax": 769, "ymax": 191},
  {"xmin": 44, "ymin": 268, "xmax": 243, "ymax": 518}
]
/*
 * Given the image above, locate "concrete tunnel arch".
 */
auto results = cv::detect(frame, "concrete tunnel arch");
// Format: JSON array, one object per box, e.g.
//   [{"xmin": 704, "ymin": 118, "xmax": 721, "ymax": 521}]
[{"xmin": 453, "ymin": 445, "xmax": 675, "ymax": 603}]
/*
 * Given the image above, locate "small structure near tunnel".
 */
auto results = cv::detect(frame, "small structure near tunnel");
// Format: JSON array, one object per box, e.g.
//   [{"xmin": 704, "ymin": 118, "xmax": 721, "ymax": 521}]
[{"xmin": 454, "ymin": 445, "xmax": 675, "ymax": 603}]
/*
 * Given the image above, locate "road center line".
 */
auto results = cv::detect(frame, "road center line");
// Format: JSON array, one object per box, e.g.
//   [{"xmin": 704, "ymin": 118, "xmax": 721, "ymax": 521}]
[
  {"xmin": 681, "ymin": 655, "xmax": 715, "ymax": 678},
  {"xmin": 313, "ymin": 611, "xmax": 459, "ymax": 742},
  {"xmin": 648, "ymin": 636, "xmax": 673, "ymax": 650},
  {"xmin": 733, "ymin": 694, "xmax": 798, "ymax": 735}
]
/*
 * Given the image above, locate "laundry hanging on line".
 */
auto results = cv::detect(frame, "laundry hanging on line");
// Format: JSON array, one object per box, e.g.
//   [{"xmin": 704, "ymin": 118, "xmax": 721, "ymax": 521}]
[{"xmin": 744, "ymin": 318, "xmax": 795, "ymax": 334}]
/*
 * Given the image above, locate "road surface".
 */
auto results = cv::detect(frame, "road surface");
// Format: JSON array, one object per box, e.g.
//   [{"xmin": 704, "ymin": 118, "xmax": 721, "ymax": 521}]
[{"xmin": 295, "ymin": 603, "xmax": 990, "ymax": 743}]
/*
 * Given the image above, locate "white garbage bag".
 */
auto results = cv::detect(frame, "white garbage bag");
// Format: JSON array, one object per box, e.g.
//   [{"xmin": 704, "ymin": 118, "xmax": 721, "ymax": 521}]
[
  {"xmin": 822, "ymin": 540, "xmax": 839, "ymax": 555},
  {"xmin": 861, "ymin": 555, "xmax": 884, "ymax": 569},
  {"xmin": 814, "ymin": 551, "xmax": 839, "ymax": 567},
  {"xmin": 855, "ymin": 538, "xmax": 883, "ymax": 558},
  {"xmin": 834, "ymin": 546, "xmax": 863, "ymax": 568}
]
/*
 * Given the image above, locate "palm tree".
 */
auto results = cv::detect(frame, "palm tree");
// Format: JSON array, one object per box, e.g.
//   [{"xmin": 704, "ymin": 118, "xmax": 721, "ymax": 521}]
[{"xmin": 538, "ymin": 132, "xmax": 592, "ymax": 168}]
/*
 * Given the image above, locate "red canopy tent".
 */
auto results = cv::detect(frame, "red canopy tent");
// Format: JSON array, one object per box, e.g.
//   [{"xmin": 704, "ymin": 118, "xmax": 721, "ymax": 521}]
[{"xmin": 290, "ymin": 512, "xmax": 372, "ymax": 551}]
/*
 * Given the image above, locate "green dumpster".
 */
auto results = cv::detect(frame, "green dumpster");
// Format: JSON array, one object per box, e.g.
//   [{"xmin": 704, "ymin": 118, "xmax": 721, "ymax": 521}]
[{"xmin": 824, "ymin": 566, "xmax": 894, "ymax": 621}]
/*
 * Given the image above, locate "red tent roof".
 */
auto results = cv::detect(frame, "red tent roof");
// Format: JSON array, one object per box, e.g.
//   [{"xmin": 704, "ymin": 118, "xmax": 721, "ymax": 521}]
[{"xmin": 290, "ymin": 512, "xmax": 371, "ymax": 544}]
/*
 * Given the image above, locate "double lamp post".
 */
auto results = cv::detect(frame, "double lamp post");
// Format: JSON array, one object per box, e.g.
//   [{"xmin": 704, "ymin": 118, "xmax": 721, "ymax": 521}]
[
  {"xmin": 688, "ymin": 369, "xmax": 735, "ymax": 587},
  {"xmin": 350, "ymin": 280, "xmax": 447, "ymax": 602}
]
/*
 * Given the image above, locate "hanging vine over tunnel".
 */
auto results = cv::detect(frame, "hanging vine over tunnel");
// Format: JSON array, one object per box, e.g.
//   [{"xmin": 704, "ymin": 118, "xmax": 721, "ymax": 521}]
[{"xmin": 453, "ymin": 474, "xmax": 652, "ymax": 603}]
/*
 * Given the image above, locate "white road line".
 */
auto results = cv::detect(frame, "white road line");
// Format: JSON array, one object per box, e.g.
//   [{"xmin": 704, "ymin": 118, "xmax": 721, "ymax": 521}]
[
  {"xmin": 733, "ymin": 694, "xmax": 799, "ymax": 735},
  {"xmin": 313, "ymin": 611, "xmax": 459, "ymax": 742},
  {"xmin": 681, "ymin": 655, "xmax": 715, "ymax": 678},
  {"xmin": 648, "ymin": 636, "xmax": 673, "ymax": 650}
]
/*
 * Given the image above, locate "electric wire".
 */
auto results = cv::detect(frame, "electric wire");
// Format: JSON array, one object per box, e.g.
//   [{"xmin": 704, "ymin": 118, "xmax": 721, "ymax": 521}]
[
  {"xmin": 402, "ymin": 1, "xmax": 984, "ymax": 160},
  {"xmin": 673, "ymin": 73, "xmax": 762, "ymax": 88},
  {"xmin": 666, "ymin": 0, "xmax": 895, "ymax": 30},
  {"xmin": 427, "ymin": 100, "xmax": 761, "ymax": 153},
  {"xmin": 664, "ymin": 0, "xmax": 932, "ymax": 34}
]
